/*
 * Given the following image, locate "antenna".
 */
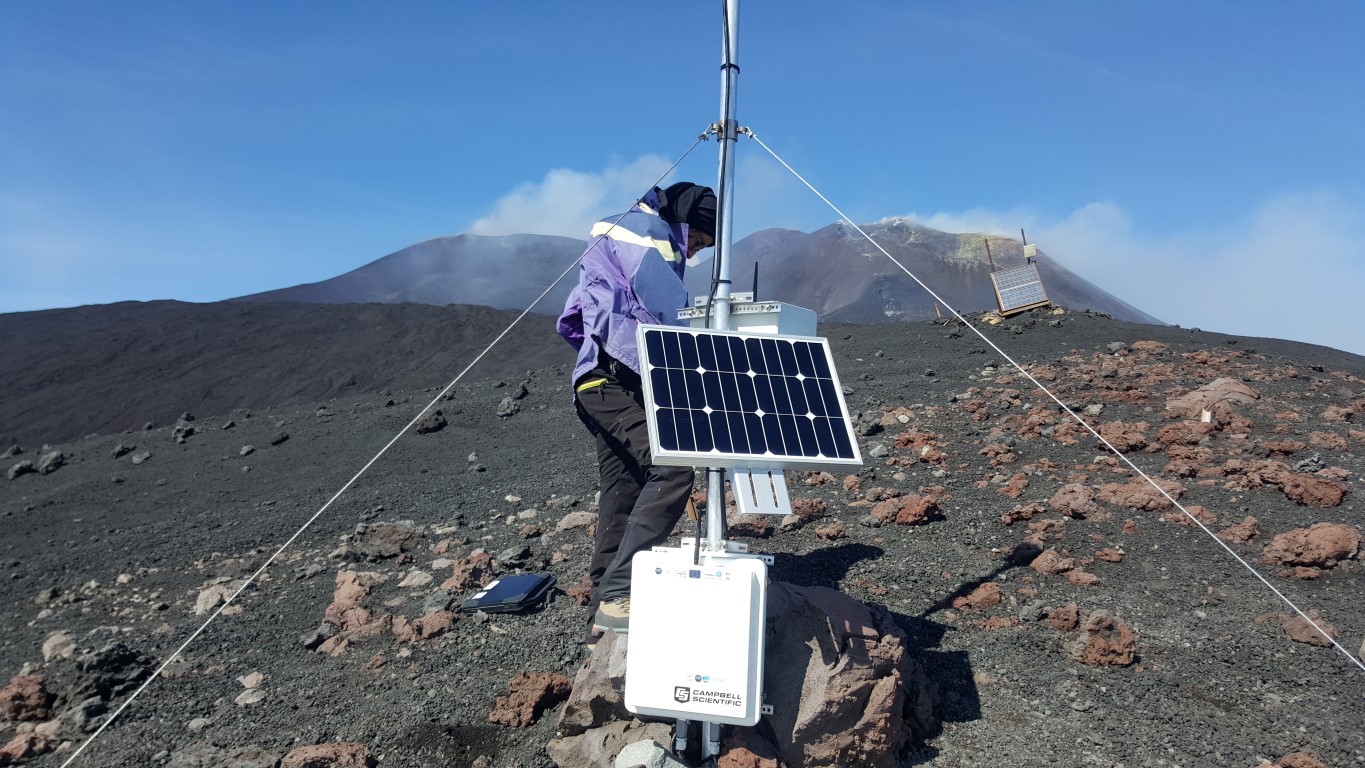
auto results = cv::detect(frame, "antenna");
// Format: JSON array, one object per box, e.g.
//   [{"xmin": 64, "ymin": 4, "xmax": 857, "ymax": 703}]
[
  {"xmin": 752, "ymin": 262, "xmax": 759, "ymax": 301},
  {"xmin": 984, "ymin": 236, "xmax": 997, "ymax": 271}
]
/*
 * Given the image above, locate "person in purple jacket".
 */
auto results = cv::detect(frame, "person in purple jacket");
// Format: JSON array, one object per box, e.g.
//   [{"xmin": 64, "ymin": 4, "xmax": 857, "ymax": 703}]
[{"xmin": 557, "ymin": 182, "xmax": 717, "ymax": 645}]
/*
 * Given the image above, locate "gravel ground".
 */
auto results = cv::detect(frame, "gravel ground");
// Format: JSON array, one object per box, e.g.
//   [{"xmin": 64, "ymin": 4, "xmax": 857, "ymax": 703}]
[{"xmin": 1, "ymin": 308, "xmax": 1362, "ymax": 768}]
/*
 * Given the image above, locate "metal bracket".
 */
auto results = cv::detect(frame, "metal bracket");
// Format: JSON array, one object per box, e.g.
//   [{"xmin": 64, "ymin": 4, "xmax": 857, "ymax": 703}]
[{"xmin": 731, "ymin": 468, "xmax": 792, "ymax": 517}]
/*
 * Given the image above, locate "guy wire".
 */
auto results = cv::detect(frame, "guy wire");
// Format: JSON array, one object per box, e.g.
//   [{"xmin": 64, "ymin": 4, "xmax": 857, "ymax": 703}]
[
  {"xmin": 58, "ymin": 131, "xmax": 712, "ymax": 767},
  {"xmin": 744, "ymin": 128, "xmax": 1365, "ymax": 676}
]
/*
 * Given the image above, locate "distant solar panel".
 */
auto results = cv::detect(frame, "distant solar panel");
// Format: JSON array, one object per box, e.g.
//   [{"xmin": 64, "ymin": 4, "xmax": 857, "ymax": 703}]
[
  {"xmin": 991, "ymin": 263, "xmax": 1051, "ymax": 316},
  {"xmin": 638, "ymin": 325, "xmax": 862, "ymax": 471}
]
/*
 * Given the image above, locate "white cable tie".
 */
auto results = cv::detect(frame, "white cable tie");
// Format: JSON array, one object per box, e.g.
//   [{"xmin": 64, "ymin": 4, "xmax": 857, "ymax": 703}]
[{"xmin": 746, "ymin": 128, "xmax": 1365, "ymax": 676}]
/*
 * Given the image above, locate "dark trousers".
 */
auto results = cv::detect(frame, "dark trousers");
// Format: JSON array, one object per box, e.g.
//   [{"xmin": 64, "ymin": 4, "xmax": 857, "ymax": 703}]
[{"xmin": 574, "ymin": 363, "xmax": 694, "ymax": 609}]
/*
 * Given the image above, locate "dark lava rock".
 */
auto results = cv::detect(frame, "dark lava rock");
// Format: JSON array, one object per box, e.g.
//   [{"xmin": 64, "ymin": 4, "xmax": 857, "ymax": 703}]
[{"xmin": 68, "ymin": 643, "xmax": 155, "ymax": 703}]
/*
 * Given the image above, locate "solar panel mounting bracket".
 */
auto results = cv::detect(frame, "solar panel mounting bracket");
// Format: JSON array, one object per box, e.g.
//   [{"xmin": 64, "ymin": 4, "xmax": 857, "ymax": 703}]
[{"xmin": 731, "ymin": 468, "xmax": 791, "ymax": 517}]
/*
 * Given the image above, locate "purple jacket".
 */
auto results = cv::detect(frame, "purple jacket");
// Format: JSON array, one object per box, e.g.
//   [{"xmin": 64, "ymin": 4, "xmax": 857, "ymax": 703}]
[{"xmin": 557, "ymin": 188, "xmax": 691, "ymax": 385}]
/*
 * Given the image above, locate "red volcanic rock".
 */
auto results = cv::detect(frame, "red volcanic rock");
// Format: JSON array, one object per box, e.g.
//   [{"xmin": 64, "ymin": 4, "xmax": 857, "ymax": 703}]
[
  {"xmin": 1095, "ymin": 548, "xmax": 1124, "ymax": 563},
  {"xmin": 1216, "ymin": 516, "xmax": 1260, "ymax": 543},
  {"xmin": 1276, "ymin": 751, "xmax": 1331, "ymax": 768},
  {"xmin": 804, "ymin": 470, "xmax": 835, "ymax": 486},
  {"xmin": 1050, "ymin": 422, "xmax": 1082, "ymax": 446},
  {"xmin": 1122, "ymin": 519, "xmax": 1139, "ymax": 534},
  {"xmin": 761, "ymin": 583, "xmax": 938, "ymax": 767},
  {"xmin": 979, "ymin": 617, "xmax": 1019, "ymax": 630},
  {"xmin": 440, "ymin": 551, "xmax": 497, "ymax": 591},
  {"xmin": 1165, "ymin": 377, "xmax": 1260, "ymax": 422},
  {"xmin": 978, "ymin": 443, "xmax": 1017, "ymax": 465},
  {"xmin": 324, "ymin": 570, "xmax": 385, "ymax": 629},
  {"xmin": 1024, "ymin": 518, "xmax": 1066, "ymax": 546},
  {"xmin": 1098, "ymin": 421, "xmax": 1149, "ymax": 452},
  {"xmin": 1070, "ymin": 611, "xmax": 1137, "ymax": 666},
  {"xmin": 1065, "ymin": 570, "xmax": 1100, "ymax": 587},
  {"xmin": 842, "ymin": 474, "xmax": 862, "ymax": 495},
  {"xmin": 864, "ymin": 486, "xmax": 900, "ymax": 502},
  {"xmin": 1001, "ymin": 503, "xmax": 1046, "ymax": 526},
  {"xmin": 792, "ymin": 497, "xmax": 829, "ymax": 523},
  {"xmin": 1282, "ymin": 612, "xmax": 1339, "ymax": 647},
  {"xmin": 0, "ymin": 675, "xmax": 54, "ymax": 722},
  {"xmin": 1130, "ymin": 340, "xmax": 1167, "ymax": 352},
  {"xmin": 1308, "ymin": 431, "xmax": 1348, "ymax": 451},
  {"xmin": 1048, "ymin": 604, "xmax": 1079, "ymax": 632},
  {"xmin": 815, "ymin": 522, "xmax": 847, "ymax": 541},
  {"xmin": 281, "ymin": 743, "xmax": 377, "ymax": 768},
  {"xmin": 998, "ymin": 473, "xmax": 1029, "ymax": 498},
  {"xmin": 1261, "ymin": 440, "xmax": 1307, "ymax": 457},
  {"xmin": 719, "ymin": 732, "xmax": 780, "ymax": 768},
  {"xmin": 951, "ymin": 582, "xmax": 1001, "ymax": 610},
  {"xmin": 1049, "ymin": 483, "xmax": 1100, "ymax": 518},
  {"xmin": 565, "ymin": 574, "xmax": 592, "ymax": 606},
  {"xmin": 489, "ymin": 671, "xmax": 572, "ymax": 728},
  {"xmin": 728, "ymin": 514, "xmax": 771, "ymax": 538},
  {"xmin": 871, "ymin": 495, "xmax": 939, "ymax": 526},
  {"xmin": 1321, "ymin": 405, "xmax": 1355, "ymax": 423},
  {"xmin": 1161, "ymin": 504, "xmax": 1216, "ymax": 527},
  {"xmin": 1030, "ymin": 548, "xmax": 1075, "ymax": 575},
  {"xmin": 0, "ymin": 733, "xmax": 55, "ymax": 765},
  {"xmin": 410, "ymin": 610, "xmax": 455, "ymax": 640},
  {"xmin": 1262, "ymin": 524, "xmax": 1360, "ymax": 569},
  {"xmin": 1280, "ymin": 473, "xmax": 1348, "ymax": 507},
  {"xmin": 893, "ymin": 429, "xmax": 939, "ymax": 451},
  {"xmin": 1156, "ymin": 422, "xmax": 1215, "ymax": 446},
  {"xmin": 1098, "ymin": 477, "xmax": 1183, "ymax": 512}
]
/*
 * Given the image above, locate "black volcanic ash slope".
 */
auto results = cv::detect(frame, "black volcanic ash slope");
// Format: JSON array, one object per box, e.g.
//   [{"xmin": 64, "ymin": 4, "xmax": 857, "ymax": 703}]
[{"xmin": 0, "ymin": 301, "xmax": 564, "ymax": 448}]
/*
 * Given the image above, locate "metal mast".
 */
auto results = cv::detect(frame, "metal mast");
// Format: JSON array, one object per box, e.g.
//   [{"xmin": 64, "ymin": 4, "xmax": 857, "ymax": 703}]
[{"xmin": 705, "ymin": 0, "xmax": 740, "ymax": 552}]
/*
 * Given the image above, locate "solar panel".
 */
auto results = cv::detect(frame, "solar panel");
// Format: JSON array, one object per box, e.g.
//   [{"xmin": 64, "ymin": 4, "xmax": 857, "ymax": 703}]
[
  {"xmin": 991, "ymin": 263, "xmax": 1051, "ymax": 315},
  {"xmin": 637, "ymin": 325, "xmax": 862, "ymax": 471}
]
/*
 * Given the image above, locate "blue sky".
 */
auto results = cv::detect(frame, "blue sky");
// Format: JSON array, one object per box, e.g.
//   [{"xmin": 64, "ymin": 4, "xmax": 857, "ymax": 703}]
[{"xmin": 3, "ymin": 2, "xmax": 1362, "ymax": 354}]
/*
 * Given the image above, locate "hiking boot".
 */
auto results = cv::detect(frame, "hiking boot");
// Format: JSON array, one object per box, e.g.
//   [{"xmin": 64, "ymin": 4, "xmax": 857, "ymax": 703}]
[{"xmin": 592, "ymin": 597, "xmax": 631, "ymax": 635}]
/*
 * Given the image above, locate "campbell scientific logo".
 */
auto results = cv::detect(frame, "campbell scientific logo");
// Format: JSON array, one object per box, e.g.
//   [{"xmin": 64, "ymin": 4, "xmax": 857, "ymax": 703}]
[{"xmin": 673, "ymin": 686, "xmax": 691, "ymax": 704}]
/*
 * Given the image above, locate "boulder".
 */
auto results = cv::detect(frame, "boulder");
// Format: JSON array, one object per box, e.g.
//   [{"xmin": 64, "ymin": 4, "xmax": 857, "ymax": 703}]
[
  {"xmin": 1215, "ymin": 516, "xmax": 1260, "ymax": 544},
  {"xmin": 68, "ymin": 643, "xmax": 155, "ymax": 702},
  {"xmin": 440, "ymin": 551, "xmax": 497, "ymax": 591},
  {"xmin": 760, "ymin": 583, "xmax": 938, "ymax": 767},
  {"xmin": 1069, "ymin": 611, "xmax": 1137, "ymax": 666},
  {"xmin": 37, "ymin": 451, "xmax": 66, "ymax": 474},
  {"xmin": 415, "ymin": 410, "xmax": 447, "ymax": 434},
  {"xmin": 1262, "ymin": 524, "xmax": 1359, "ymax": 569},
  {"xmin": 1282, "ymin": 612, "xmax": 1338, "ymax": 647},
  {"xmin": 547, "ymin": 721, "xmax": 673, "ymax": 768},
  {"xmin": 558, "ymin": 630, "xmax": 632, "ymax": 736},
  {"xmin": 351, "ymin": 521, "xmax": 419, "ymax": 560},
  {"xmin": 0, "ymin": 733, "xmax": 55, "ymax": 765},
  {"xmin": 1048, "ymin": 484, "xmax": 1099, "ymax": 518},
  {"xmin": 0, "ymin": 675, "xmax": 55, "ymax": 721},
  {"xmin": 1165, "ymin": 378, "xmax": 1260, "ymax": 422},
  {"xmin": 1097, "ymin": 421, "xmax": 1149, "ymax": 452},
  {"xmin": 489, "ymin": 671, "xmax": 572, "ymax": 728},
  {"xmin": 1097, "ymin": 477, "xmax": 1183, "ymax": 512}
]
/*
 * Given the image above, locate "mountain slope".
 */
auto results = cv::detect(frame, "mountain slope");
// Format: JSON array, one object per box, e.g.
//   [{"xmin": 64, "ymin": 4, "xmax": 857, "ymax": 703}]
[
  {"xmin": 692, "ymin": 220, "xmax": 1161, "ymax": 324},
  {"xmin": 229, "ymin": 224, "xmax": 1161, "ymax": 325}
]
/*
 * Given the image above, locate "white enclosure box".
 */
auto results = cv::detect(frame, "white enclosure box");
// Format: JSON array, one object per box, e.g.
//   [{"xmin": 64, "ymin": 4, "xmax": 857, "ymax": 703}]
[
  {"xmin": 624, "ymin": 548, "xmax": 767, "ymax": 726},
  {"xmin": 678, "ymin": 292, "xmax": 816, "ymax": 336}
]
